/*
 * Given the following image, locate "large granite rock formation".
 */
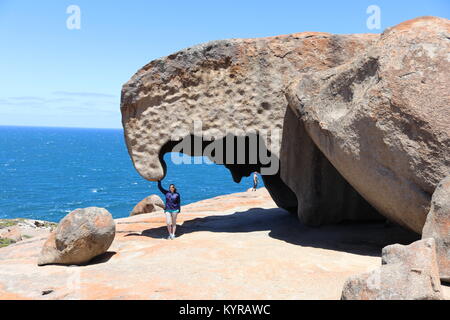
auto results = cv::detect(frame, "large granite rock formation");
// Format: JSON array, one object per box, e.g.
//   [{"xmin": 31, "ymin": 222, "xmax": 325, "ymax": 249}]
[
  {"xmin": 121, "ymin": 16, "xmax": 449, "ymax": 230},
  {"xmin": 286, "ymin": 16, "xmax": 450, "ymax": 233},
  {"xmin": 341, "ymin": 238, "xmax": 443, "ymax": 300},
  {"xmin": 38, "ymin": 207, "xmax": 116, "ymax": 266},
  {"xmin": 422, "ymin": 175, "xmax": 450, "ymax": 282},
  {"xmin": 121, "ymin": 30, "xmax": 381, "ymax": 224}
]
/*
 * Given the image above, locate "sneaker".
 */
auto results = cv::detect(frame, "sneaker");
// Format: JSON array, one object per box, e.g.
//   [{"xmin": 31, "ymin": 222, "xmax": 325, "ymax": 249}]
[
  {"xmin": 171, "ymin": 234, "xmax": 176, "ymax": 239},
  {"xmin": 167, "ymin": 235, "xmax": 172, "ymax": 240}
]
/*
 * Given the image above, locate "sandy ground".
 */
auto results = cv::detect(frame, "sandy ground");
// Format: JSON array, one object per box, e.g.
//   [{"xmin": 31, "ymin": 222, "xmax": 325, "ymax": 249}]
[{"xmin": 0, "ymin": 188, "xmax": 447, "ymax": 300}]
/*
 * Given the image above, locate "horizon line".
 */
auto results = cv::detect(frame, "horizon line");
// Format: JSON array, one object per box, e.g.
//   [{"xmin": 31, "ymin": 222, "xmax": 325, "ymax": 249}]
[{"xmin": 0, "ymin": 124, "xmax": 123, "ymax": 130}]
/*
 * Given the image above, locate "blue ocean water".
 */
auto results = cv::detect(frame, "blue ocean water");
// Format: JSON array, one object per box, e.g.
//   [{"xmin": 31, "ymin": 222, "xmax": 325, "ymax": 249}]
[{"xmin": 0, "ymin": 126, "xmax": 263, "ymax": 222}]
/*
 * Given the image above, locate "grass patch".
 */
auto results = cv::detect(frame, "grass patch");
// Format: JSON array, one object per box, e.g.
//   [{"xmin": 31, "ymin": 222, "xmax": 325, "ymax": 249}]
[
  {"xmin": 0, "ymin": 219, "xmax": 57, "ymax": 229},
  {"xmin": 0, "ymin": 219, "xmax": 21, "ymax": 229},
  {"xmin": 0, "ymin": 238, "xmax": 16, "ymax": 248}
]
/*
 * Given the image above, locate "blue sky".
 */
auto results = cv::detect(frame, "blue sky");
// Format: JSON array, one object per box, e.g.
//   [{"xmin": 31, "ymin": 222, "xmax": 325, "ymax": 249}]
[{"xmin": 0, "ymin": 0, "xmax": 448, "ymax": 129}]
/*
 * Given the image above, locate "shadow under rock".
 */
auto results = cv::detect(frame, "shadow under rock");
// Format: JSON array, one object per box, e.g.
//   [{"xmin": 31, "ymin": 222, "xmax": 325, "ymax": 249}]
[
  {"xmin": 38, "ymin": 251, "xmax": 117, "ymax": 267},
  {"xmin": 88, "ymin": 251, "xmax": 117, "ymax": 265},
  {"xmin": 125, "ymin": 208, "xmax": 419, "ymax": 257}
]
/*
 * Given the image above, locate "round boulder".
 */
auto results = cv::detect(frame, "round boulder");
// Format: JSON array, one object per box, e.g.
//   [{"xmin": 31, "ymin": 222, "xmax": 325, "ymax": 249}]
[
  {"xmin": 130, "ymin": 194, "xmax": 164, "ymax": 216},
  {"xmin": 38, "ymin": 207, "xmax": 116, "ymax": 266}
]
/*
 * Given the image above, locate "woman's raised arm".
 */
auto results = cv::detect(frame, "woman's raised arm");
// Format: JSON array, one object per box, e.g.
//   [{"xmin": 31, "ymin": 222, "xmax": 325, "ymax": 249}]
[{"xmin": 157, "ymin": 180, "xmax": 168, "ymax": 194}]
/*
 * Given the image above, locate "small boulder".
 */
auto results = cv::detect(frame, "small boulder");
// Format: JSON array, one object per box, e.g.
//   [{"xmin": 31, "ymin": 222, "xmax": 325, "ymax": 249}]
[
  {"xmin": 422, "ymin": 175, "xmax": 450, "ymax": 282},
  {"xmin": 38, "ymin": 207, "xmax": 116, "ymax": 266},
  {"xmin": 341, "ymin": 238, "xmax": 443, "ymax": 300},
  {"xmin": 130, "ymin": 194, "xmax": 164, "ymax": 216}
]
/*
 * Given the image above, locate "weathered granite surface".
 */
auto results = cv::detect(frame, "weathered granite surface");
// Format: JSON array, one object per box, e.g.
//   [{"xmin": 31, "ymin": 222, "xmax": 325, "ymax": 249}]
[
  {"xmin": 341, "ymin": 238, "xmax": 443, "ymax": 300},
  {"xmin": 2, "ymin": 188, "xmax": 440, "ymax": 300},
  {"xmin": 286, "ymin": 16, "xmax": 450, "ymax": 233},
  {"xmin": 423, "ymin": 175, "xmax": 450, "ymax": 282}
]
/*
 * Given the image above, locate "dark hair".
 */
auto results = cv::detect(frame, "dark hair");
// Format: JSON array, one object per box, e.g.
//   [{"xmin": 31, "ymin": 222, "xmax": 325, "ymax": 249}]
[{"xmin": 169, "ymin": 184, "xmax": 177, "ymax": 193}]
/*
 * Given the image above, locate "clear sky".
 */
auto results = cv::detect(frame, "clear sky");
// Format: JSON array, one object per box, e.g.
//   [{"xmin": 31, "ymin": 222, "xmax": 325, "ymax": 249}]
[{"xmin": 0, "ymin": 0, "xmax": 448, "ymax": 128}]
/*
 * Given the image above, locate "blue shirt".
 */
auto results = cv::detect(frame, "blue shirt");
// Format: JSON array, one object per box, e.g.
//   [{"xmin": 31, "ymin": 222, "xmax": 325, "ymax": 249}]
[{"xmin": 158, "ymin": 181, "xmax": 181, "ymax": 211}]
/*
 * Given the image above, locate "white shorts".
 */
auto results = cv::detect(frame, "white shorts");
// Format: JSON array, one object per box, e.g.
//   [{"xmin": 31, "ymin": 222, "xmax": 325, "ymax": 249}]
[{"xmin": 165, "ymin": 211, "xmax": 179, "ymax": 225}]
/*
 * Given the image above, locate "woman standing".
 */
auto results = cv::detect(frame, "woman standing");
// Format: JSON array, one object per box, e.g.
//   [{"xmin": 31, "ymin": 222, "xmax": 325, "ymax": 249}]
[{"xmin": 158, "ymin": 180, "xmax": 181, "ymax": 239}]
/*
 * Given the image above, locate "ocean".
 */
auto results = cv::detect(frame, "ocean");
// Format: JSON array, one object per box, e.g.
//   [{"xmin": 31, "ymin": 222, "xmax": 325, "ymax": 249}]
[{"xmin": 0, "ymin": 126, "xmax": 262, "ymax": 222}]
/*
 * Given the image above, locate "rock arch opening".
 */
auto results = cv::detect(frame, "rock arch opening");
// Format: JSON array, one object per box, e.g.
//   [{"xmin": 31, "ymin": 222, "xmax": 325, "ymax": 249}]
[{"xmin": 158, "ymin": 133, "xmax": 299, "ymax": 213}]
